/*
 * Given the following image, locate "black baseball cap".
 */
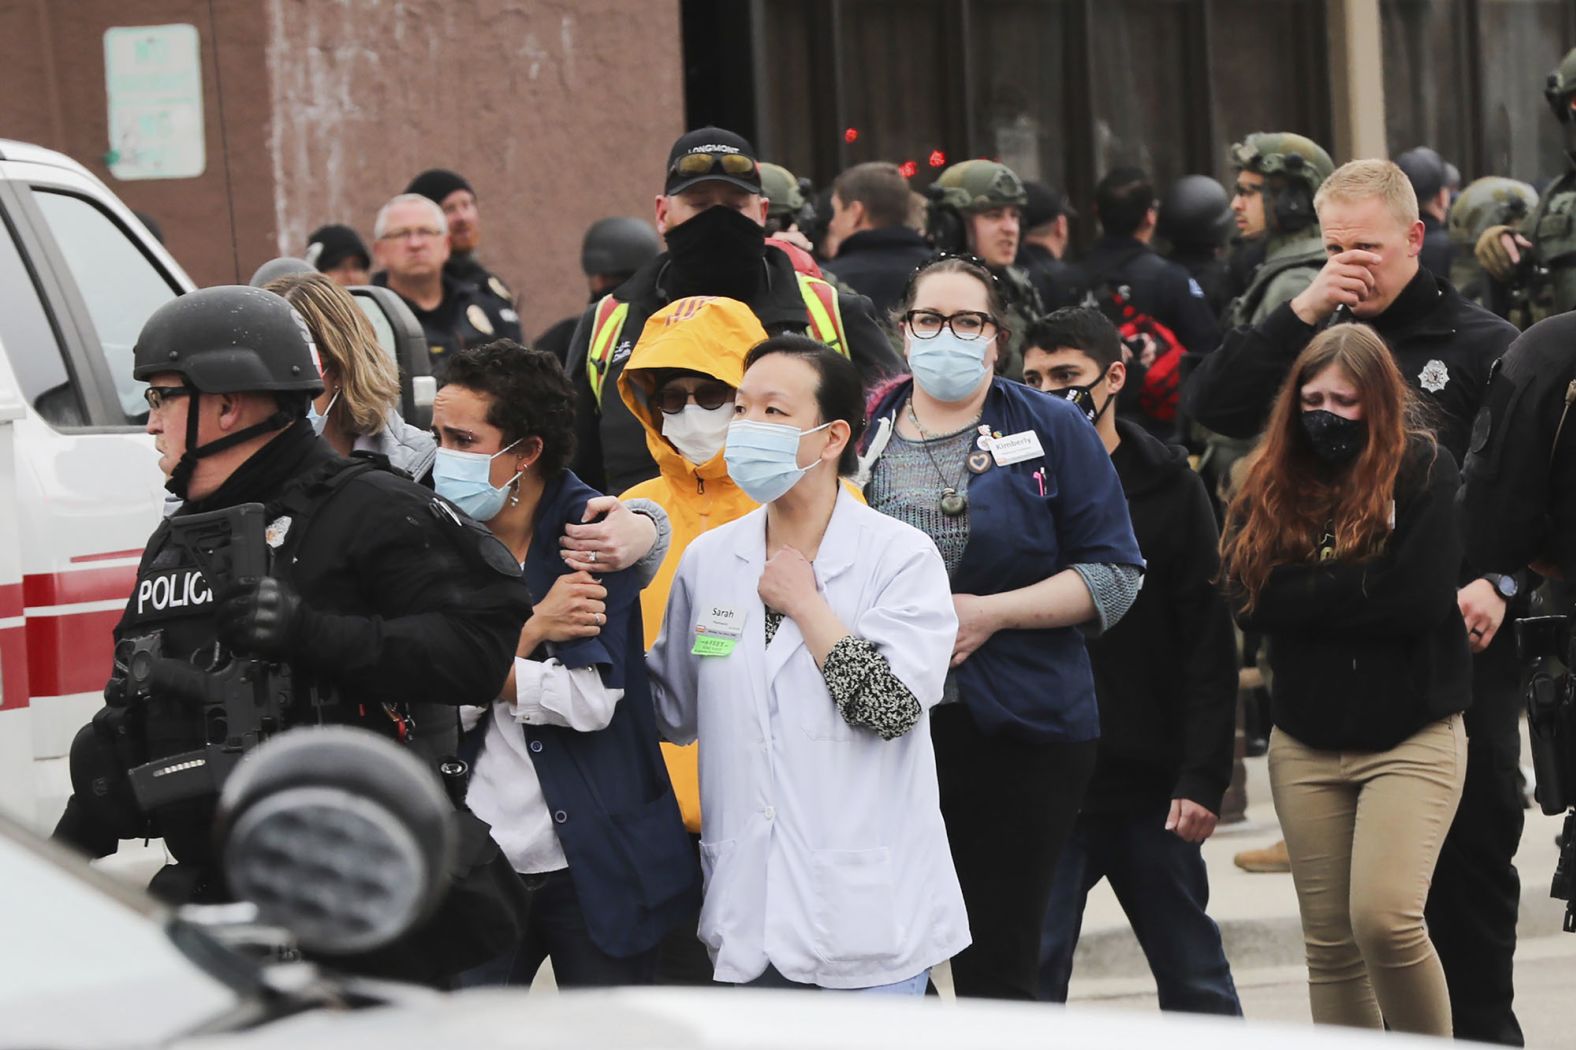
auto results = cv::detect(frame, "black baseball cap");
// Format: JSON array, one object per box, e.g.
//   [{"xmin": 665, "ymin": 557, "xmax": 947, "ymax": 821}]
[
  {"xmin": 665, "ymin": 127, "xmax": 763, "ymax": 196},
  {"xmin": 305, "ymin": 223, "xmax": 371, "ymax": 272},
  {"xmin": 1024, "ymin": 180, "xmax": 1078, "ymax": 227}
]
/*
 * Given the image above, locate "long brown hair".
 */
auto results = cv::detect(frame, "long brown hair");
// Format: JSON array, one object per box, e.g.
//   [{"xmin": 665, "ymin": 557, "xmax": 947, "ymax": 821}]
[
  {"xmin": 265, "ymin": 272, "xmax": 401, "ymax": 436},
  {"xmin": 1219, "ymin": 324, "xmax": 1434, "ymax": 612}
]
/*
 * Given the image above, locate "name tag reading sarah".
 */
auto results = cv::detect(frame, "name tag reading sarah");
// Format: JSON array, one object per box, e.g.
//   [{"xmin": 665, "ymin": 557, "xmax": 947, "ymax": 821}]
[
  {"xmin": 990, "ymin": 429, "xmax": 1045, "ymax": 467},
  {"xmin": 692, "ymin": 605, "xmax": 745, "ymax": 657}
]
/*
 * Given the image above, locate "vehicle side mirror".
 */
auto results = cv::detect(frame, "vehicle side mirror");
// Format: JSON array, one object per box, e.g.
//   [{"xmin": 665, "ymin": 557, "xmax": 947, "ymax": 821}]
[
  {"xmin": 214, "ymin": 726, "xmax": 455, "ymax": 956},
  {"xmin": 347, "ymin": 286, "xmax": 435, "ymax": 430}
]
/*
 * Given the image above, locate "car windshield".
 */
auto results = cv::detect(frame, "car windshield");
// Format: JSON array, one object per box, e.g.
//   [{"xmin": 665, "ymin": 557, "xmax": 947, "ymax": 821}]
[{"xmin": 0, "ymin": 817, "xmax": 246, "ymax": 1049}]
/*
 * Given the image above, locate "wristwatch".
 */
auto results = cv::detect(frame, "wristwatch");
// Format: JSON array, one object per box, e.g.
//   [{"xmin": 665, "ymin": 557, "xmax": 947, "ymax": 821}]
[{"xmin": 1482, "ymin": 573, "xmax": 1519, "ymax": 601}]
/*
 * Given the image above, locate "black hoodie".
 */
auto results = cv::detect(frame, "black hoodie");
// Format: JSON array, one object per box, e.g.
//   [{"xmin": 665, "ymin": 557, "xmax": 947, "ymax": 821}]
[{"xmin": 1082, "ymin": 418, "xmax": 1237, "ymax": 815}]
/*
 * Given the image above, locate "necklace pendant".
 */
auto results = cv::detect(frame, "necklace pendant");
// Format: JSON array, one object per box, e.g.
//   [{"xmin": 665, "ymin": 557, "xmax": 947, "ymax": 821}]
[{"xmin": 939, "ymin": 488, "xmax": 968, "ymax": 517}]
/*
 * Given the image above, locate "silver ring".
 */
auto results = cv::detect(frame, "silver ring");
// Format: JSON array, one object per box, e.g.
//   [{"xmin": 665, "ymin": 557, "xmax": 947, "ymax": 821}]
[
  {"xmin": 587, "ymin": 551, "xmax": 598, "ymax": 564},
  {"xmin": 1470, "ymin": 627, "xmax": 1485, "ymax": 637},
  {"xmin": 595, "ymin": 612, "xmax": 605, "ymax": 626}
]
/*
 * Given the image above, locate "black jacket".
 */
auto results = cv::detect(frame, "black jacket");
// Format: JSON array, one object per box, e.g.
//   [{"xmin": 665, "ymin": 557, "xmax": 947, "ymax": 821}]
[
  {"xmin": 1420, "ymin": 213, "xmax": 1455, "ymax": 284},
  {"xmin": 372, "ymin": 271, "xmax": 522, "ymax": 376},
  {"xmin": 1018, "ymin": 242, "xmax": 1088, "ymax": 311},
  {"xmin": 1166, "ymin": 247, "xmax": 1234, "ymax": 321},
  {"xmin": 823, "ymin": 225, "xmax": 934, "ymax": 317},
  {"xmin": 1234, "ymin": 440, "xmax": 1472, "ymax": 751},
  {"xmin": 1083, "ymin": 420, "xmax": 1237, "ymax": 815},
  {"xmin": 1461, "ymin": 311, "xmax": 1576, "ymax": 581},
  {"xmin": 565, "ymin": 245, "xmax": 902, "ymax": 494},
  {"xmin": 1077, "ymin": 236, "xmax": 1222, "ymax": 357},
  {"xmin": 1183, "ymin": 268, "xmax": 1516, "ymax": 464}
]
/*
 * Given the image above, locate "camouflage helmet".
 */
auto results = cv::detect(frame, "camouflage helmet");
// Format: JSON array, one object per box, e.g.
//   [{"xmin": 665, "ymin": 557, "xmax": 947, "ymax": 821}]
[
  {"xmin": 1229, "ymin": 132, "xmax": 1335, "ymax": 195},
  {"xmin": 1447, "ymin": 177, "xmax": 1539, "ymax": 249},
  {"xmin": 759, "ymin": 162, "xmax": 807, "ymax": 221},
  {"xmin": 1546, "ymin": 47, "xmax": 1576, "ymax": 123},
  {"xmin": 931, "ymin": 159, "xmax": 1028, "ymax": 214}
]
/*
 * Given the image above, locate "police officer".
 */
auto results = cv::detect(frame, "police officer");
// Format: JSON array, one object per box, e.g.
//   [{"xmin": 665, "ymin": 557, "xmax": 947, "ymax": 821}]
[
  {"xmin": 52, "ymin": 286, "xmax": 533, "ymax": 968},
  {"xmin": 406, "ymin": 167, "xmax": 522, "ymax": 322},
  {"xmin": 1476, "ymin": 47, "xmax": 1576, "ymax": 322},
  {"xmin": 1220, "ymin": 133, "xmax": 1334, "ymax": 330},
  {"xmin": 1188, "ymin": 160, "xmax": 1525, "ymax": 1047},
  {"xmin": 537, "ymin": 217, "xmax": 663, "ymax": 365},
  {"xmin": 564, "ymin": 126, "xmax": 900, "ymax": 495},
  {"xmin": 371, "ymin": 192, "xmax": 521, "ymax": 375},
  {"xmin": 1156, "ymin": 174, "xmax": 1236, "ymax": 319},
  {"xmin": 1449, "ymin": 177, "xmax": 1540, "ymax": 317},
  {"xmin": 1018, "ymin": 180, "xmax": 1086, "ymax": 312},
  {"xmin": 928, "ymin": 158, "xmax": 1047, "ymax": 378}
]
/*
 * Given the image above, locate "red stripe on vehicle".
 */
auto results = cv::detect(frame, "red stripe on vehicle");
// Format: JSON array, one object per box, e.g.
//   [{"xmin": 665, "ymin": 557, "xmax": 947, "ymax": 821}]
[
  {"xmin": 25, "ymin": 608, "xmax": 121, "ymax": 698},
  {"xmin": 23, "ymin": 565, "xmax": 138, "ymax": 608},
  {"xmin": 0, "ymin": 626, "xmax": 30, "ymax": 710},
  {"xmin": 70, "ymin": 548, "xmax": 144, "ymax": 564},
  {"xmin": 0, "ymin": 582, "xmax": 21, "ymax": 618}
]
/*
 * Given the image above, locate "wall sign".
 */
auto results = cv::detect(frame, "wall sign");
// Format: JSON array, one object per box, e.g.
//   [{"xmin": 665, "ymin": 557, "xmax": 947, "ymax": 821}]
[{"xmin": 103, "ymin": 24, "xmax": 205, "ymax": 180}]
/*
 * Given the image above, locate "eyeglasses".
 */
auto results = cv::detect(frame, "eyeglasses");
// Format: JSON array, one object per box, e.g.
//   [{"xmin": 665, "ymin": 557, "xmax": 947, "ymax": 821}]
[
  {"xmin": 902, "ymin": 309, "xmax": 1000, "ymax": 342},
  {"xmin": 378, "ymin": 227, "xmax": 445, "ymax": 243},
  {"xmin": 143, "ymin": 384, "xmax": 193, "ymax": 411},
  {"xmin": 654, "ymin": 380, "xmax": 734, "ymax": 414},
  {"xmin": 669, "ymin": 152, "xmax": 758, "ymax": 181},
  {"xmin": 1232, "ymin": 182, "xmax": 1262, "ymax": 199}
]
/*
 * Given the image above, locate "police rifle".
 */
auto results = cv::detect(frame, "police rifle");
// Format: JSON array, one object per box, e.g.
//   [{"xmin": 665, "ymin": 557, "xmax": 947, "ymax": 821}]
[
  {"xmin": 124, "ymin": 503, "xmax": 302, "ymax": 810},
  {"xmin": 1516, "ymin": 615, "xmax": 1576, "ymax": 932}
]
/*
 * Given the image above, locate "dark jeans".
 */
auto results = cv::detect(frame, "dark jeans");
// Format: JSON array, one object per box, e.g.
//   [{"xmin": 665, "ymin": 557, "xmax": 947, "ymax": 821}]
[
  {"xmin": 1426, "ymin": 640, "xmax": 1525, "ymax": 1046},
  {"xmin": 460, "ymin": 869, "xmax": 657, "ymax": 989},
  {"xmin": 1038, "ymin": 803, "xmax": 1242, "ymax": 1014},
  {"xmin": 931, "ymin": 703, "xmax": 1097, "ymax": 1000}
]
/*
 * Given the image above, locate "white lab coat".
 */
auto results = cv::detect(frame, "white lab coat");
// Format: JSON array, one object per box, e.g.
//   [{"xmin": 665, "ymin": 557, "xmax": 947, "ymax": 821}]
[{"xmin": 647, "ymin": 489, "xmax": 970, "ymax": 988}]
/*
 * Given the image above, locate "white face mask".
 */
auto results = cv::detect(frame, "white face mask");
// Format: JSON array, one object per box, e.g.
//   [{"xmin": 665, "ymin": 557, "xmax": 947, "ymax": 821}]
[{"xmin": 662, "ymin": 401, "xmax": 734, "ymax": 464}]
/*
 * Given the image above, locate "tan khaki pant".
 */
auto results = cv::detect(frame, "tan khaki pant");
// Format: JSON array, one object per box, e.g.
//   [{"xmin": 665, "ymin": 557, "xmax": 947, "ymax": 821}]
[{"xmin": 1268, "ymin": 715, "xmax": 1466, "ymax": 1035}]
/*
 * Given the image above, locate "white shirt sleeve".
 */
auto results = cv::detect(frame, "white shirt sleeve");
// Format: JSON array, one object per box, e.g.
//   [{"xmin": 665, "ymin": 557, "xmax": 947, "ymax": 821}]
[
  {"xmin": 511, "ymin": 657, "xmax": 622, "ymax": 732},
  {"xmin": 647, "ymin": 553, "xmax": 700, "ymax": 745}
]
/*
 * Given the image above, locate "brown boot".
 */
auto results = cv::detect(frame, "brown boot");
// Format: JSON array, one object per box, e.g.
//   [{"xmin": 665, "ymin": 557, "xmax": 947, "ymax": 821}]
[{"xmin": 1234, "ymin": 839, "xmax": 1290, "ymax": 873}]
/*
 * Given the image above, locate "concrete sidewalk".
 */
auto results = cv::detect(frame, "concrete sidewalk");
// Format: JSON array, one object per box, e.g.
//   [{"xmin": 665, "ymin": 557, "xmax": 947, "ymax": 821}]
[{"xmin": 1066, "ymin": 747, "xmax": 1573, "ymax": 988}]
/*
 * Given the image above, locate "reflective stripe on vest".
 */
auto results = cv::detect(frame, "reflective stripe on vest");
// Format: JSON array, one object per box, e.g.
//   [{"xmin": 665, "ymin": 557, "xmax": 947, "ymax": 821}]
[
  {"xmin": 587, "ymin": 279, "xmax": 848, "ymax": 407},
  {"xmin": 585, "ymin": 298, "xmax": 631, "ymax": 407}
]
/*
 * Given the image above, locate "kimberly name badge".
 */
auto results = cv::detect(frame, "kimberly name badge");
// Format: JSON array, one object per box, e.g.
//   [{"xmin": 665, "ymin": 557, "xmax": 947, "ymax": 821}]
[
  {"xmin": 989, "ymin": 429, "xmax": 1045, "ymax": 467},
  {"xmin": 692, "ymin": 605, "xmax": 745, "ymax": 656}
]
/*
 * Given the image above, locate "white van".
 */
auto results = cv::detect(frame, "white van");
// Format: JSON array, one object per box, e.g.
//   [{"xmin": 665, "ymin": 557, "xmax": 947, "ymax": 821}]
[{"xmin": 0, "ymin": 139, "xmax": 194, "ymax": 833}]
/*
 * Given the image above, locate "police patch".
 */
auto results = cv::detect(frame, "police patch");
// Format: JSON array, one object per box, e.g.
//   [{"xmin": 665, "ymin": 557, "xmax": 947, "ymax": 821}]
[
  {"xmin": 467, "ymin": 304, "xmax": 495, "ymax": 336},
  {"xmin": 1419, "ymin": 359, "xmax": 1450, "ymax": 394},
  {"xmin": 488, "ymin": 276, "xmax": 513, "ymax": 302},
  {"xmin": 265, "ymin": 515, "xmax": 293, "ymax": 549}
]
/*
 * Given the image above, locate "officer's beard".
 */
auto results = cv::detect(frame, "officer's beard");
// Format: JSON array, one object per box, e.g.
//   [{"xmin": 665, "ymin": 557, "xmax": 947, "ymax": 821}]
[{"xmin": 664, "ymin": 205, "xmax": 766, "ymax": 302}]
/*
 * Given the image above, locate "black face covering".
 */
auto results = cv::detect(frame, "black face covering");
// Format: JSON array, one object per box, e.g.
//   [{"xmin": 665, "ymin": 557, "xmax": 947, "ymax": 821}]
[
  {"xmin": 664, "ymin": 205, "xmax": 766, "ymax": 302},
  {"xmin": 1050, "ymin": 368, "xmax": 1114, "ymax": 426},
  {"xmin": 1300, "ymin": 409, "xmax": 1367, "ymax": 466}
]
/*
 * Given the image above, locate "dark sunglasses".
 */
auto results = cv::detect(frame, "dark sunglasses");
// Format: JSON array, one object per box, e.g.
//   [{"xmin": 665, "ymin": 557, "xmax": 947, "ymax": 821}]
[
  {"xmin": 655, "ymin": 381, "xmax": 734, "ymax": 415},
  {"xmin": 143, "ymin": 384, "xmax": 194, "ymax": 411},
  {"xmin": 669, "ymin": 152, "xmax": 758, "ymax": 181}
]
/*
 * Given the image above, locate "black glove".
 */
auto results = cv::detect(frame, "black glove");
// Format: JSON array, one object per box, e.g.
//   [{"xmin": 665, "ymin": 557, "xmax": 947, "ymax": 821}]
[{"xmin": 217, "ymin": 577, "xmax": 303, "ymax": 658}]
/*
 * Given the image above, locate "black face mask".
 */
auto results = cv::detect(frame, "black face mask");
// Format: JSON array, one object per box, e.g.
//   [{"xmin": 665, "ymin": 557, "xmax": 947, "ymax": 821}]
[
  {"xmin": 664, "ymin": 205, "xmax": 766, "ymax": 302},
  {"xmin": 1049, "ymin": 368, "xmax": 1113, "ymax": 425},
  {"xmin": 1300, "ymin": 409, "xmax": 1367, "ymax": 466}
]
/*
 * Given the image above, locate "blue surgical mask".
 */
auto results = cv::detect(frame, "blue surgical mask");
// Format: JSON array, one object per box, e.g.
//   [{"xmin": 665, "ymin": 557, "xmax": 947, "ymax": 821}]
[
  {"xmin": 724, "ymin": 419, "xmax": 832, "ymax": 504},
  {"xmin": 306, "ymin": 388, "xmax": 340, "ymax": 436},
  {"xmin": 907, "ymin": 328, "xmax": 990, "ymax": 402},
  {"xmin": 432, "ymin": 439, "xmax": 523, "ymax": 522}
]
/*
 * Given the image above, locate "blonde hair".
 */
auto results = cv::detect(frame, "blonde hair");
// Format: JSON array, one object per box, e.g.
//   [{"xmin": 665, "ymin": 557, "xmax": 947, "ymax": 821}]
[
  {"xmin": 266, "ymin": 273, "xmax": 401, "ymax": 437},
  {"xmin": 1314, "ymin": 159, "xmax": 1420, "ymax": 230}
]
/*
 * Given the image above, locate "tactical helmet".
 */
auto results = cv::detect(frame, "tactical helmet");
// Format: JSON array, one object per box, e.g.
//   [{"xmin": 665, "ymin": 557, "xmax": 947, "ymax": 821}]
[
  {"xmin": 1156, "ymin": 174, "xmax": 1233, "ymax": 250},
  {"xmin": 1230, "ymin": 132, "xmax": 1335, "ymax": 195},
  {"xmin": 580, "ymin": 217, "xmax": 661, "ymax": 278},
  {"xmin": 248, "ymin": 256, "xmax": 315, "ymax": 288},
  {"xmin": 1447, "ymin": 177, "xmax": 1539, "ymax": 249},
  {"xmin": 134, "ymin": 285, "xmax": 324, "ymax": 396},
  {"xmin": 760, "ymin": 163, "xmax": 807, "ymax": 220},
  {"xmin": 930, "ymin": 160, "xmax": 1028, "ymax": 214},
  {"xmin": 1546, "ymin": 47, "xmax": 1576, "ymax": 123}
]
